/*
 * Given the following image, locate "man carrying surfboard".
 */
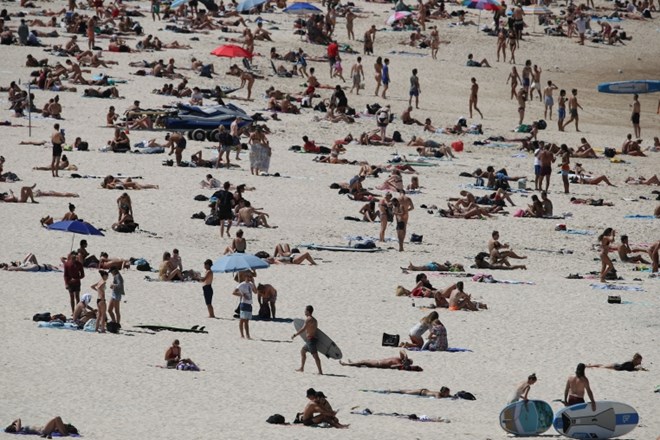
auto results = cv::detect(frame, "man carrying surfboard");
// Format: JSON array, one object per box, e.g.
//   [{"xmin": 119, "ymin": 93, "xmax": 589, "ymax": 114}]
[
  {"xmin": 292, "ymin": 305, "xmax": 323, "ymax": 375},
  {"xmin": 563, "ymin": 363, "xmax": 596, "ymax": 411}
]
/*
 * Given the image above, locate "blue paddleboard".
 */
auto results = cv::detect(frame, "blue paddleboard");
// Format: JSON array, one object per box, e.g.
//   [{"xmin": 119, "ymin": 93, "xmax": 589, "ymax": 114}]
[{"xmin": 597, "ymin": 80, "xmax": 660, "ymax": 94}]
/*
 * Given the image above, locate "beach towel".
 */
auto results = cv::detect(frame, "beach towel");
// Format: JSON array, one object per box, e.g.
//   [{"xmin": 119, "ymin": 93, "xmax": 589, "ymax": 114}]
[
  {"xmin": 561, "ymin": 229, "xmax": 595, "ymax": 235},
  {"xmin": 301, "ymin": 244, "xmax": 382, "ymax": 252},
  {"xmin": 350, "ymin": 408, "xmax": 448, "ymax": 422},
  {"xmin": 471, "ymin": 273, "xmax": 534, "ymax": 284},
  {"xmin": 589, "ymin": 284, "xmax": 644, "ymax": 291},
  {"xmin": 134, "ymin": 325, "xmax": 208, "ymax": 333},
  {"xmin": 405, "ymin": 347, "xmax": 473, "ymax": 352},
  {"xmin": 624, "ymin": 215, "xmax": 657, "ymax": 219},
  {"xmin": 38, "ymin": 321, "xmax": 80, "ymax": 330}
]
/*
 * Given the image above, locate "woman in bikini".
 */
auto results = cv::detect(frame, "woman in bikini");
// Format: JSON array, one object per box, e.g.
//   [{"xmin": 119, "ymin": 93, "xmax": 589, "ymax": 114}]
[
  {"xmin": 164, "ymin": 339, "xmax": 181, "ymax": 367},
  {"xmin": 103, "ymin": 176, "xmax": 159, "ymax": 190},
  {"xmin": 340, "ymin": 351, "xmax": 421, "ymax": 371},
  {"xmin": 224, "ymin": 229, "xmax": 246, "ymax": 254},
  {"xmin": 116, "ymin": 193, "xmax": 133, "ymax": 222},
  {"xmin": 384, "ymin": 387, "xmax": 451, "ymax": 398},
  {"xmin": 599, "ymin": 228, "xmax": 616, "ymax": 282},
  {"xmin": 507, "ymin": 66, "xmax": 521, "ymax": 99},
  {"xmin": 91, "ymin": 270, "xmax": 108, "ymax": 333},
  {"xmin": 373, "ymin": 57, "xmax": 383, "ymax": 97}
]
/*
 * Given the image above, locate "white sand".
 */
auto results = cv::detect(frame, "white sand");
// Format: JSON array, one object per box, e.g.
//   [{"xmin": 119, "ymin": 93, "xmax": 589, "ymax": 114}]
[{"xmin": 0, "ymin": 0, "xmax": 659, "ymax": 438}]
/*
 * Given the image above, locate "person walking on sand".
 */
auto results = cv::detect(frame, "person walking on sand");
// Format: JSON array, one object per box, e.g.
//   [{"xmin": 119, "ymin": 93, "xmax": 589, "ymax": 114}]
[
  {"xmin": 349, "ymin": 57, "xmax": 363, "ymax": 95},
  {"xmin": 409, "ymin": 68, "xmax": 421, "ymax": 108},
  {"xmin": 509, "ymin": 373, "xmax": 537, "ymax": 403},
  {"xmin": 630, "ymin": 93, "xmax": 641, "ymax": 138},
  {"xmin": 562, "ymin": 89, "xmax": 583, "ymax": 132},
  {"xmin": 543, "ymin": 80, "xmax": 558, "ymax": 120},
  {"xmin": 469, "ymin": 77, "xmax": 483, "ymax": 119},
  {"xmin": 599, "ymin": 228, "xmax": 616, "ymax": 282},
  {"xmin": 381, "ymin": 58, "xmax": 391, "ymax": 99},
  {"xmin": 558, "ymin": 89, "xmax": 567, "ymax": 131},
  {"xmin": 201, "ymin": 259, "xmax": 215, "ymax": 318},
  {"xmin": 63, "ymin": 250, "xmax": 84, "ymax": 314},
  {"xmin": 564, "ymin": 363, "xmax": 596, "ymax": 411},
  {"xmin": 292, "ymin": 305, "xmax": 323, "ymax": 375},
  {"xmin": 233, "ymin": 271, "xmax": 256, "ymax": 339},
  {"xmin": 108, "ymin": 267, "xmax": 124, "ymax": 325},
  {"xmin": 374, "ymin": 57, "xmax": 383, "ymax": 96}
]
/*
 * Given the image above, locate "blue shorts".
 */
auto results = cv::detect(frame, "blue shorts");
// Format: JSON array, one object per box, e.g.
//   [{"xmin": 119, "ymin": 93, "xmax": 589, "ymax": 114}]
[
  {"xmin": 409, "ymin": 88, "xmax": 419, "ymax": 97},
  {"xmin": 558, "ymin": 108, "xmax": 566, "ymax": 119},
  {"xmin": 534, "ymin": 165, "xmax": 541, "ymax": 176},
  {"xmin": 522, "ymin": 78, "xmax": 530, "ymax": 88},
  {"xmin": 382, "ymin": 77, "xmax": 390, "ymax": 86}
]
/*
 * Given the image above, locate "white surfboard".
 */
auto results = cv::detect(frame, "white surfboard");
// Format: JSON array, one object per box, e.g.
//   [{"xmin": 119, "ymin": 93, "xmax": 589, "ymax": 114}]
[
  {"xmin": 293, "ymin": 318, "xmax": 342, "ymax": 360},
  {"xmin": 553, "ymin": 401, "xmax": 638, "ymax": 439}
]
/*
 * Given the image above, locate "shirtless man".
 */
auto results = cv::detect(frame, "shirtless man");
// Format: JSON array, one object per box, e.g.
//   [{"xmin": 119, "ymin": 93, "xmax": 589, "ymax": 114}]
[
  {"xmin": 349, "ymin": 56, "xmax": 363, "ymax": 95},
  {"xmin": 469, "ymin": 77, "xmax": 483, "ymax": 119},
  {"xmin": 50, "ymin": 124, "xmax": 64, "ymax": 177},
  {"xmin": 238, "ymin": 201, "xmax": 271, "ymax": 228},
  {"xmin": 165, "ymin": 132, "xmax": 187, "ymax": 166},
  {"xmin": 617, "ymin": 235, "xmax": 651, "ymax": 264},
  {"xmin": 543, "ymin": 80, "xmax": 558, "ymax": 120},
  {"xmin": 539, "ymin": 144, "xmax": 554, "ymax": 191},
  {"xmin": 630, "ymin": 93, "xmax": 641, "ymax": 138},
  {"xmin": 521, "ymin": 60, "xmax": 532, "ymax": 97},
  {"xmin": 530, "ymin": 65, "xmax": 543, "ymax": 102},
  {"xmin": 488, "ymin": 230, "xmax": 527, "ymax": 263},
  {"xmin": 340, "ymin": 350, "xmax": 419, "ymax": 369},
  {"xmin": 401, "ymin": 106, "xmax": 423, "ymax": 125},
  {"xmin": 558, "ymin": 89, "xmax": 567, "ymax": 130},
  {"xmin": 396, "ymin": 190, "xmax": 414, "ymax": 252},
  {"xmin": 292, "ymin": 305, "xmax": 323, "ymax": 375},
  {"xmin": 300, "ymin": 388, "xmax": 348, "ymax": 428},
  {"xmin": 509, "ymin": 374, "xmax": 537, "ymax": 403},
  {"xmin": 563, "ymin": 89, "xmax": 583, "ymax": 132},
  {"xmin": 564, "ymin": 363, "xmax": 596, "ymax": 410}
]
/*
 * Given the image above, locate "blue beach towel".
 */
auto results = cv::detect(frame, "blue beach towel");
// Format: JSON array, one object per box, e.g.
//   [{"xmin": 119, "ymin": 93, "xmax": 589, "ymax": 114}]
[
  {"xmin": 590, "ymin": 283, "xmax": 644, "ymax": 291},
  {"xmin": 624, "ymin": 215, "xmax": 657, "ymax": 219}
]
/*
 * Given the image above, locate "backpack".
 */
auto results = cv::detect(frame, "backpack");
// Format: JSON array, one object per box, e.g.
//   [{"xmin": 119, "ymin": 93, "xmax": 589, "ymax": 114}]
[
  {"xmin": 205, "ymin": 215, "xmax": 220, "ymax": 226},
  {"xmin": 107, "ymin": 321, "xmax": 121, "ymax": 334},
  {"xmin": 537, "ymin": 119, "xmax": 547, "ymax": 130},
  {"xmin": 258, "ymin": 302, "xmax": 271, "ymax": 320},
  {"xmin": 604, "ymin": 147, "xmax": 616, "ymax": 158},
  {"xmin": 410, "ymin": 233, "xmax": 423, "ymax": 243},
  {"xmin": 135, "ymin": 259, "xmax": 151, "ymax": 272},
  {"xmin": 33, "ymin": 312, "xmax": 51, "ymax": 322},
  {"xmin": 266, "ymin": 414, "xmax": 286, "ymax": 425},
  {"xmin": 392, "ymin": 131, "xmax": 403, "ymax": 142},
  {"xmin": 382, "ymin": 333, "xmax": 400, "ymax": 347}
]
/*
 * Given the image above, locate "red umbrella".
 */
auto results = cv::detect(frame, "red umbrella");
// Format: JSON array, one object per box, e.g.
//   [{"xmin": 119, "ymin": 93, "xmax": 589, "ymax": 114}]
[{"xmin": 210, "ymin": 44, "xmax": 253, "ymax": 58}]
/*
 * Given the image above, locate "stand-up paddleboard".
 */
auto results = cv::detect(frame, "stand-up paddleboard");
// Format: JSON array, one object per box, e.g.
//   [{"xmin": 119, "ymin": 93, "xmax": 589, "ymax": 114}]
[
  {"xmin": 597, "ymin": 80, "xmax": 660, "ymax": 94},
  {"xmin": 553, "ymin": 401, "xmax": 639, "ymax": 439},
  {"xmin": 293, "ymin": 318, "xmax": 342, "ymax": 360},
  {"xmin": 499, "ymin": 400, "xmax": 553, "ymax": 435}
]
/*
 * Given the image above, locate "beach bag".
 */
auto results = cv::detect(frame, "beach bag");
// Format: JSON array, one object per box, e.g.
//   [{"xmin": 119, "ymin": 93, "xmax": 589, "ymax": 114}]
[
  {"xmin": 605, "ymin": 268, "xmax": 618, "ymax": 280},
  {"xmin": 604, "ymin": 147, "xmax": 616, "ymax": 158},
  {"xmin": 395, "ymin": 285, "xmax": 410, "ymax": 296},
  {"xmin": 392, "ymin": 131, "xmax": 403, "ymax": 142},
  {"xmin": 77, "ymin": 141, "xmax": 89, "ymax": 151},
  {"xmin": 410, "ymin": 233, "xmax": 423, "ymax": 243},
  {"xmin": 135, "ymin": 259, "xmax": 151, "ymax": 272},
  {"xmin": 266, "ymin": 414, "xmax": 286, "ymax": 425},
  {"xmin": 537, "ymin": 119, "xmax": 547, "ymax": 130},
  {"xmin": 354, "ymin": 240, "xmax": 376, "ymax": 249},
  {"xmin": 454, "ymin": 391, "xmax": 476, "ymax": 400},
  {"xmin": 382, "ymin": 333, "xmax": 400, "ymax": 347},
  {"xmin": 84, "ymin": 319, "xmax": 97, "ymax": 332},
  {"xmin": 107, "ymin": 322, "xmax": 121, "ymax": 334},
  {"xmin": 205, "ymin": 215, "xmax": 220, "ymax": 226},
  {"xmin": 194, "ymin": 194, "xmax": 209, "ymax": 201},
  {"xmin": 451, "ymin": 140, "xmax": 464, "ymax": 152},
  {"xmin": 33, "ymin": 312, "xmax": 51, "ymax": 322}
]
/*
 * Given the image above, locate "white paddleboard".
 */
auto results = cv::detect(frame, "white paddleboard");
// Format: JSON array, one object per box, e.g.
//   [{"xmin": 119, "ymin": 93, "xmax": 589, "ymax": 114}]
[
  {"xmin": 293, "ymin": 318, "xmax": 342, "ymax": 360},
  {"xmin": 553, "ymin": 401, "xmax": 638, "ymax": 439}
]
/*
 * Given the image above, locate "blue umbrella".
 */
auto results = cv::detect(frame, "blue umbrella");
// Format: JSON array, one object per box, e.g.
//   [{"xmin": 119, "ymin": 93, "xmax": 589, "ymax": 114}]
[
  {"xmin": 237, "ymin": 0, "xmax": 266, "ymax": 12},
  {"xmin": 48, "ymin": 220, "xmax": 105, "ymax": 251},
  {"xmin": 170, "ymin": 0, "xmax": 190, "ymax": 9},
  {"xmin": 211, "ymin": 253, "xmax": 269, "ymax": 273},
  {"xmin": 284, "ymin": 2, "xmax": 322, "ymax": 14}
]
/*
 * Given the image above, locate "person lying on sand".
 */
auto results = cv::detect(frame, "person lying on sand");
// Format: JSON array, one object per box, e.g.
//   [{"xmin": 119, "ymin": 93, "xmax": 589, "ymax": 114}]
[
  {"xmin": 0, "ymin": 184, "xmax": 38, "ymax": 203},
  {"xmin": 587, "ymin": 353, "xmax": 647, "ymax": 372},
  {"xmin": 340, "ymin": 351, "xmax": 422, "ymax": 371},
  {"xmin": 383, "ymin": 387, "xmax": 452, "ymax": 399},
  {"xmin": 98, "ymin": 252, "xmax": 130, "ymax": 270},
  {"xmin": 0, "ymin": 253, "xmax": 58, "ymax": 272},
  {"xmin": 618, "ymin": 235, "xmax": 651, "ymax": 264},
  {"xmin": 572, "ymin": 164, "xmax": 615, "ymax": 186},
  {"xmin": 265, "ymin": 251, "xmax": 317, "ymax": 265},
  {"xmin": 102, "ymin": 175, "xmax": 159, "ymax": 190},
  {"xmin": 4, "ymin": 417, "xmax": 78, "ymax": 437},
  {"xmin": 625, "ymin": 175, "xmax": 660, "ymax": 186},
  {"xmin": 474, "ymin": 252, "xmax": 527, "ymax": 270},
  {"xmin": 33, "ymin": 154, "xmax": 72, "ymax": 171},
  {"xmin": 570, "ymin": 197, "xmax": 614, "ymax": 206},
  {"xmin": 405, "ymin": 261, "xmax": 465, "ymax": 272},
  {"xmin": 450, "ymin": 189, "xmax": 514, "ymax": 209},
  {"xmin": 437, "ymin": 204, "xmax": 492, "ymax": 219}
]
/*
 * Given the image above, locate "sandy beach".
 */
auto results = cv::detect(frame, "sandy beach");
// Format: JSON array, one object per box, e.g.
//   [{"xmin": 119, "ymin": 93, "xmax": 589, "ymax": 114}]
[{"xmin": 0, "ymin": 0, "xmax": 659, "ymax": 437}]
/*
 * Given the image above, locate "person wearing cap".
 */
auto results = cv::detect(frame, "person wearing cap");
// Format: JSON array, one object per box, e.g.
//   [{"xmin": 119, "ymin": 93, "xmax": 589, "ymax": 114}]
[
  {"xmin": 509, "ymin": 373, "xmax": 537, "ymax": 404},
  {"xmin": 64, "ymin": 251, "xmax": 85, "ymax": 314},
  {"xmin": 300, "ymin": 388, "xmax": 348, "ymax": 428},
  {"xmin": 72, "ymin": 293, "xmax": 95, "ymax": 326}
]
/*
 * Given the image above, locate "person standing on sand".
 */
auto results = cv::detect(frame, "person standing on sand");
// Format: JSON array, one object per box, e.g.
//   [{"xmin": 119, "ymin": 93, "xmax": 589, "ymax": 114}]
[
  {"xmin": 201, "ymin": 259, "xmax": 215, "ymax": 318},
  {"xmin": 469, "ymin": 77, "xmax": 483, "ymax": 119},
  {"xmin": 539, "ymin": 144, "xmax": 554, "ymax": 192},
  {"xmin": 543, "ymin": 80, "xmax": 558, "ymax": 120},
  {"xmin": 557, "ymin": 89, "xmax": 567, "ymax": 130},
  {"xmin": 564, "ymin": 363, "xmax": 596, "ymax": 410},
  {"xmin": 409, "ymin": 68, "xmax": 421, "ymax": 108},
  {"xmin": 63, "ymin": 251, "xmax": 84, "ymax": 314},
  {"xmin": 50, "ymin": 123, "xmax": 64, "ymax": 178},
  {"xmin": 381, "ymin": 58, "xmax": 391, "ymax": 99},
  {"xmin": 562, "ymin": 89, "xmax": 583, "ymax": 132},
  {"xmin": 517, "ymin": 88, "xmax": 527, "ymax": 125},
  {"xmin": 379, "ymin": 192, "xmax": 393, "ymax": 243},
  {"xmin": 91, "ymin": 270, "xmax": 108, "ymax": 333},
  {"xmin": 349, "ymin": 57, "xmax": 363, "ymax": 95},
  {"xmin": 630, "ymin": 93, "xmax": 641, "ymax": 138},
  {"xmin": 396, "ymin": 190, "xmax": 414, "ymax": 252},
  {"xmin": 509, "ymin": 373, "xmax": 537, "ymax": 403},
  {"xmin": 374, "ymin": 57, "xmax": 383, "ymax": 96},
  {"xmin": 233, "ymin": 271, "xmax": 256, "ymax": 339},
  {"xmin": 108, "ymin": 267, "xmax": 124, "ymax": 325},
  {"xmin": 215, "ymin": 181, "xmax": 234, "ymax": 238},
  {"xmin": 292, "ymin": 305, "xmax": 323, "ymax": 375},
  {"xmin": 559, "ymin": 144, "xmax": 571, "ymax": 194},
  {"xmin": 598, "ymin": 228, "xmax": 616, "ymax": 282}
]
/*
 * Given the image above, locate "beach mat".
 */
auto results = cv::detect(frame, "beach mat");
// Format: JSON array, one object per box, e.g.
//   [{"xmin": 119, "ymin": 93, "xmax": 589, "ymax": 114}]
[
  {"xmin": 405, "ymin": 347, "xmax": 473, "ymax": 352},
  {"xmin": 301, "ymin": 244, "xmax": 382, "ymax": 252},
  {"xmin": 589, "ymin": 284, "xmax": 644, "ymax": 291},
  {"xmin": 624, "ymin": 215, "xmax": 657, "ymax": 219},
  {"xmin": 135, "ymin": 325, "xmax": 208, "ymax": 333}
]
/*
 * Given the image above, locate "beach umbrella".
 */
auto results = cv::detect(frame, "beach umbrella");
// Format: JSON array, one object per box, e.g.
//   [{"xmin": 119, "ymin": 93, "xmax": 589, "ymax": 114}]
[
  {"xmin": 47, "ymin": 220, "xmax": 104, "ymax": 251},
  {"xmin": 210, "ymin": 44, "xmax": 253, "ymax": 59},
  {"xmin": 522, "ymin": 5, "xmax": 551, "ymax": 14},
  {"xmin": 211, "ymin": 253, "xmax": 270, "ymax": 273},
  {"xmin": 386, "ymin": 11, "xmax": 412, "ymax": 25},
  {"xmin": 170, "ymin": 0, "xmax": 190, "ymax": 8},
  {"xmin": 236, "ymin": 0, "xmax": 266, "ymax": 12},
  {"xmin": 462, "ymin": 0, "xmax": 502, "ymax": 30},
  {"xmin": 283, "ymin": 2, "xmax": 322, "ymax": 14}
]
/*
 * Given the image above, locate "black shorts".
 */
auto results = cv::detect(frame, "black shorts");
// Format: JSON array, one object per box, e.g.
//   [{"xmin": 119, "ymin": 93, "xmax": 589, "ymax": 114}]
[
  {"xmin": 217, "ymin": 209, "xmax": 233, "ymax": 221},
  {"xmin": 67, "ymin": 282, "xmax": 81, "ymax": 293},
  {"xmin": 53, "ymin": 143, "xmax": 63, "ymax": 157},
  {"xmin": 396, "ymin": 221, "xmax": 405, "ymax": 230},
  {"xmin": 304, "ymin": 337, "xmax": 318, "ymax": 354},
  {"xmin": 328, "ymin": 56, "xmax": 336, "ymax": 67},
  {"xmin": 631, "ymin": 112, "xmax": 640, "ymax": 124},
  {"xmin": 203, "ymin": 284, "xmax": 213, "ymax": 305}
]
